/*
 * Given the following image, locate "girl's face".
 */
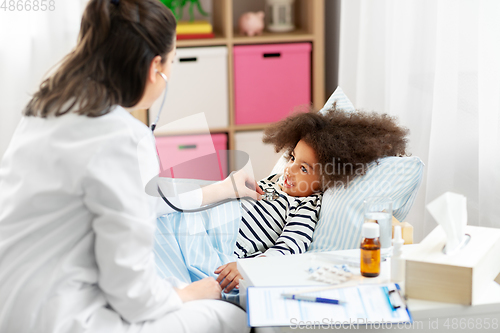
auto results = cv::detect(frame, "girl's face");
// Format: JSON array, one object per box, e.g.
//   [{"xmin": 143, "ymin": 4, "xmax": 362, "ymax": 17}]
[{"xmin": 281, "ymin": 140, "xmax": 322, "ymax": 197}]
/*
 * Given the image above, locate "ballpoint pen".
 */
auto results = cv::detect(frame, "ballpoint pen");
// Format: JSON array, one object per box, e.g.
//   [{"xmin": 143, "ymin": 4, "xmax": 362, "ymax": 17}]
[{"xmin": 281, "ymin": 293, "xmax": 346, "ymax": 305}]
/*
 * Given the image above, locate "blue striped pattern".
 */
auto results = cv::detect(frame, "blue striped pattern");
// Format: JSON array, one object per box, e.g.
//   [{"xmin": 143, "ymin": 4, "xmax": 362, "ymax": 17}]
[
  {"xmin": 320, "ymin": 86, "xmax": 356, "ymax": 114},
  {"xmin": 154, "ymin": 200, "xmax": 241, "ymax": 283},
  {"xmin": 235, "ymin": 175, "xmax": 322, "ymax": 257},
  {"xmin": 308, "ymin": 156, "xmax": 424, "ymax": 252}
]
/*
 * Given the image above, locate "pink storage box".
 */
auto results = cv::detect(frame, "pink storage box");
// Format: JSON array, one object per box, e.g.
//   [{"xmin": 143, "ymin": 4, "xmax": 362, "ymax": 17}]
[
  {"xmin": 156, "ymin": 133, "xmax": 228, "ymax": 181},
  {"xmin": 233, "ymin": 43, "xmax": 311, "ymax": 125}
]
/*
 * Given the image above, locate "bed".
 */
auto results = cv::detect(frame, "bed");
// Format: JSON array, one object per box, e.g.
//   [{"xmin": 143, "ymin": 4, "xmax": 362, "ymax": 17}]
[{"xmin": 153, "ymin": 87, "xmax": 424, "ymax": 292}]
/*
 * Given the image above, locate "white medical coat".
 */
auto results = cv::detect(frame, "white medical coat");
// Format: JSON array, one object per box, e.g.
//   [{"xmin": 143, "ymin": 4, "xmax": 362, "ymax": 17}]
[{"xmin": 0, "ymin": 106, "xmax": 202, "ymax": 332}]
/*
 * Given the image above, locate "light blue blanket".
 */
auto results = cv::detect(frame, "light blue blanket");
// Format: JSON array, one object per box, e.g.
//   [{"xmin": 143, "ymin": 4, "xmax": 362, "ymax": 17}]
[{"xmin": 154, "ymin": 200, "xmax": 242, "ymax": 283}]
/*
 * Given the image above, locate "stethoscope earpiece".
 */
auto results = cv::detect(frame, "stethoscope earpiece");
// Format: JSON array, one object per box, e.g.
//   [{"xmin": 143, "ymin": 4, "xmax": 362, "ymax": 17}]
[{"xmin": 155, "ymin": 69, "xmax": 168, "ymax": 81}]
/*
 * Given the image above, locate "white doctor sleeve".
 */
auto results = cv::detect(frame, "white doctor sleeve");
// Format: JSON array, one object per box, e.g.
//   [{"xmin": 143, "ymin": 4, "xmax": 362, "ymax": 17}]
[{"xmin": 82, "ymin": 128, "xmax": 184, "ymax": 324}]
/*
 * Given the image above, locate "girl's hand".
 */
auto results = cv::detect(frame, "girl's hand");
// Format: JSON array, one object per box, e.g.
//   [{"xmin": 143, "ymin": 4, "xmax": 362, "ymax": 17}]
[
  {"xmin": 175, "ymin": 277, "xmax": 222, "ymax": 303},
  {"xmin": 214, "ymin": 262, "xmax": 243, "ymax": 293}
]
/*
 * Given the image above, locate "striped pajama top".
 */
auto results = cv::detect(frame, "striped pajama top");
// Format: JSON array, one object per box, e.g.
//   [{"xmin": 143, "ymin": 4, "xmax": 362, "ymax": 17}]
[{"xmin": 234, "ymin": 174, "xmax": 322, "ymax": 258}]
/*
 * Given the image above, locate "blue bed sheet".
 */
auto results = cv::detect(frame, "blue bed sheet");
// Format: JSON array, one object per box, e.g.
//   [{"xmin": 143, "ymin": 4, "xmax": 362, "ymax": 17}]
[{"xmin": 154, "ymin": 200, "xmax": 242, "ymax": 284}]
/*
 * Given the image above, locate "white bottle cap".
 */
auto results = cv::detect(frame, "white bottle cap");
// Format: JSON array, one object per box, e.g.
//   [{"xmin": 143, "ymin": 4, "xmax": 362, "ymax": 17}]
[
  {"xmin": 392, "ymin": 225, "xmax": 405, "ymax": 255},
  {"xmin": 394, "ymin": 225, "xmax": 403, "ymax": 242},
  {"xmin": 362, "ymin": 223, "xmax": 380, "ymax": 239}
]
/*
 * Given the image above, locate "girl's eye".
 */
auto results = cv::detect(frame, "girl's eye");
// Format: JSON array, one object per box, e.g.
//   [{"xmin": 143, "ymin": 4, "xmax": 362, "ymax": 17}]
[
  {"xmin": 290, "ymin": 155, "xmax": 295, "ymax": 162},
  {"xmin": 301, "ymin": 166, "xmax": 308, "ymax": 173}
]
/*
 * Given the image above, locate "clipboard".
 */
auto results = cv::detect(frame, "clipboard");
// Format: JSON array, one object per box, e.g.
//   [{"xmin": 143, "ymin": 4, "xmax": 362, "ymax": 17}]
[
  {"xmin": 247, "ymin": 283, "xmax": 412, "ymax": 327},
  {"xmin": 385, "ymin": 284, "xmax": 407, "ymax": 310}
]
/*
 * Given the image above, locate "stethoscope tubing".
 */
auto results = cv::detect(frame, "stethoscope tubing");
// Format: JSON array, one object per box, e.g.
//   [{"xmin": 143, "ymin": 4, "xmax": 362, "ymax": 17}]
[
  {"xmin": 150, "ymin": 71, "xmax": 169, "ymax": 132},
  {"xmin": 157, "ymin": 184, "xmax": 242, "ymax": 213}
]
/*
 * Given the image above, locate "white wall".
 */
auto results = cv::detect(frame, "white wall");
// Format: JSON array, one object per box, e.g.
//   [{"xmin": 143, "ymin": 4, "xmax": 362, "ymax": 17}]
[{"xmin": 0, "ymin": 2, "xmax": 86, "ymax": 160}]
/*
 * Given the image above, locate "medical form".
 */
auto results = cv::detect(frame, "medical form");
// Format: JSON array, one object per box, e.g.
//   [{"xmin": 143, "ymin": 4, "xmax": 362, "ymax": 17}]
[{"xmin": 247, "ymin": 283, "xmax": 412, "ymax": 327}]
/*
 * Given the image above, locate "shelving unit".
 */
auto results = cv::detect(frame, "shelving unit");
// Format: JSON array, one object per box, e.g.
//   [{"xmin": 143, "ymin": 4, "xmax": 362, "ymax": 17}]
[{"xmin": 133, "ymin": 0, "xmax": 325, "ymax": 176}]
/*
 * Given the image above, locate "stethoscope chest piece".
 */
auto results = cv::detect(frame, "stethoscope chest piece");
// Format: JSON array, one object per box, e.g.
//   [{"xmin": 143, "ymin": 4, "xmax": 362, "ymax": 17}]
[{"xmin": 262, "ymin": 187, "xmax": 279, "ymax": 201}]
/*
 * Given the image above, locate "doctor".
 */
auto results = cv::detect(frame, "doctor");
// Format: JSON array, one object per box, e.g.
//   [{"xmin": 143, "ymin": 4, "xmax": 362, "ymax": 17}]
[{"xmin": 0, "ymin": 0, "xmax": 260, "ymax": 332}]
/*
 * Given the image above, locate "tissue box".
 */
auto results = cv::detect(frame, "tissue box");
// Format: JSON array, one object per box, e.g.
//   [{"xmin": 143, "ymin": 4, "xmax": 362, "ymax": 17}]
[{"xmin": 405, "ymin": 225, "xmax": 500, "ymax": 305}]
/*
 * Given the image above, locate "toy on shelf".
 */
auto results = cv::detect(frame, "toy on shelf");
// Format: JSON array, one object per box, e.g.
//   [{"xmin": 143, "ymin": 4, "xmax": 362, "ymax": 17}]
[
  {"xmin": 160, "ymin": 0, "xmax": 214, "ymax": 40},
  {"xmin": 160, "ymin": 0, "xmax": 209, "ymax": 22},
  {"xmin": 176, "ymin": 20, "xmax": 214, "ymax": 40},
  {"xmin": 238, "ymin": 11, "xmax": 265, "ymax": 37},
  {"xmin": 266, "ymin": 0, "xmax": 295, "ymax": 32},
  {"xmin": 176, "ymin": 32, "xmax": 215, "ymax": 40}
]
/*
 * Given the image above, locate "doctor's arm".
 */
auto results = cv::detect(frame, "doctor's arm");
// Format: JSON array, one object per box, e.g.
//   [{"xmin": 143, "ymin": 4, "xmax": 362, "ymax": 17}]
[
  {"xmin": 202, "ymin": 169, "xmax": 264, "ymax": 205},
  {"xmin": 156, "ymin": 169, "xmax": 263, "ymax": 216},
  {"xmin": 83, "ymin": 130, "xmax": 220, "ymax": 323}
]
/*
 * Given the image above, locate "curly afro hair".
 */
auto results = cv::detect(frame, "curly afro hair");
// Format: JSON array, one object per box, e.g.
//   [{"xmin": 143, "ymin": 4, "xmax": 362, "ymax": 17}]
[{"xmin": 262, "ymin": 105, "xmax": 409, "ymax": 189}]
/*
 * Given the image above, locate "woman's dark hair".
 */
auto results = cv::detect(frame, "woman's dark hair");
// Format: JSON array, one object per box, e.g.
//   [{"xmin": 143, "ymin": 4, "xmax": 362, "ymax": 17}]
[
  {"xmin": 263, "ymin": 104, "xmax": 409, "ymax": 189},
  {"xmin": 24, "ymin": 0, "xmax": 176, "ymax": 117}
]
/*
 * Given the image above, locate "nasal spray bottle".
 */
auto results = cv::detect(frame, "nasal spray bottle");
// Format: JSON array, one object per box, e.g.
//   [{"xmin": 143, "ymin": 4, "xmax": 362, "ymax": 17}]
[{"xmin": 391, "ymin": 226, "xmax": 405, "ymax": 282}]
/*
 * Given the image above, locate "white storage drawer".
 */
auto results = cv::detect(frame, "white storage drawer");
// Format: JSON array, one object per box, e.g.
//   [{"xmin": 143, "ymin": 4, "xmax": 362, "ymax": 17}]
[
  {"xmin": 150, "ymin": 46, "xmax": 228, "ymax": 132},
  {"xmin": 234, "ymin": 131, "xmax": 283, "ymax": 181}
]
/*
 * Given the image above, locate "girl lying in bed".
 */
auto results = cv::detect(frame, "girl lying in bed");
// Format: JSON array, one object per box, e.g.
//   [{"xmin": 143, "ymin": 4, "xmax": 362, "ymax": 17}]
[{"xmin": 215, "ymin": 106, "xmax": 409, "ymax": 292}]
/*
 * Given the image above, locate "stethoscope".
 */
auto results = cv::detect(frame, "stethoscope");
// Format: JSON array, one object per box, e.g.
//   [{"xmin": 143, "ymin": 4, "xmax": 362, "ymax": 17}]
[
  {"xmin": 150, "ymin": 70, "xmax": 279, "ymax": 213},
  {"xmin": 149, "ymin": 70, "xmax": 168, "ymax": 133}
]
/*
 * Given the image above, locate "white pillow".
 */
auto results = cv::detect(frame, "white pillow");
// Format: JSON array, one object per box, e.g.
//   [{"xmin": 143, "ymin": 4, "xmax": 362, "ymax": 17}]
[
  {"xmin": 319, "ymin": 86, "xmax": 356, "ymax": 114},
  {"xmin": 309, "ymin": 156, "xmax": 423, "ymax": 252},
  {"xmin": 269, "ymin": 87, "xmax": 424, "ymax": 251}
]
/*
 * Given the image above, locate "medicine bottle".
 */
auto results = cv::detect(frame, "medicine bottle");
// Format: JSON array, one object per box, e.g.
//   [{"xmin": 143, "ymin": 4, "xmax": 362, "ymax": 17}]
[{"xmin": 360, "ymin": 223, "xmax": 381, "ymax": 277}]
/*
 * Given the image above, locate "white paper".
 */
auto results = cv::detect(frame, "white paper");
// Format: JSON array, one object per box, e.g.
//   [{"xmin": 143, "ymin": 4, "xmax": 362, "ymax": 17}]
[{"xmin": 247, "ymin": 284, "xmax": 411, "ymax": 327}]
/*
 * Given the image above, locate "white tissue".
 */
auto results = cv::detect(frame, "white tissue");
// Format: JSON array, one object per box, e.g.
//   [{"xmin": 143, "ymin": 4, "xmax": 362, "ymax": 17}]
[{"xmin": 426, "ymin": 192, "xmax": 467, "ymax": 254}]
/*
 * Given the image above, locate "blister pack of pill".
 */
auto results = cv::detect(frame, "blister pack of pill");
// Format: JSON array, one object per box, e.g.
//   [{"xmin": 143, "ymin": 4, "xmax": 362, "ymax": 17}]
[{"xmin": 307, "ymin": 264, "xmax": 353, "ymax": 285}]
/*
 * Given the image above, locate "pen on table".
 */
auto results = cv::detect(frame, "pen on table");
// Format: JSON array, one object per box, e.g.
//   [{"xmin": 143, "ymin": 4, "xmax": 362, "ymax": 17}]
[{"xmin": 281, "ymin": 293, "xmax": 346, "ymax": 305}]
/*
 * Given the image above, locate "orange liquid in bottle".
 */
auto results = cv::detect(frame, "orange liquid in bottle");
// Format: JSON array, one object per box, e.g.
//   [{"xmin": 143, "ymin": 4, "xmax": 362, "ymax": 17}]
[{"xmin": 360, "ymin": 237, "xmax": 381, "ymax": 277}]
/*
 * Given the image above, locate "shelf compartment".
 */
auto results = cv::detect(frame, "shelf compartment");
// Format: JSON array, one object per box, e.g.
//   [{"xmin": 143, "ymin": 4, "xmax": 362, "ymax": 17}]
[
  {"xmin": 232, "ymin": 0, "xmax": 315, "ymax": 35},
  {"xmin": 234, "ymin": 130, "xmax": 283, "ymax": 180}
]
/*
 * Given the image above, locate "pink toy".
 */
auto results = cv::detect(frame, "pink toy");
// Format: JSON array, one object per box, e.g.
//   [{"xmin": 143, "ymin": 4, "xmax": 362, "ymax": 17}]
[{"xmin": 238, "ymin": 11, "xmax": 265, "ymax": 37}]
